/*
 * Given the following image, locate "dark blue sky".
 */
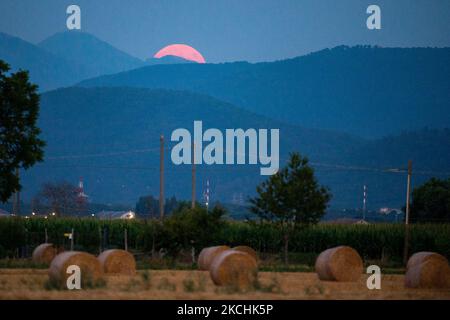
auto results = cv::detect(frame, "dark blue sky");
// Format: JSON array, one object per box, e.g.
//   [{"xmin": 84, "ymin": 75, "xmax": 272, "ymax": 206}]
[{"xmin": 0, "ymin": 0, "xmax": 449, "ymax": 62}]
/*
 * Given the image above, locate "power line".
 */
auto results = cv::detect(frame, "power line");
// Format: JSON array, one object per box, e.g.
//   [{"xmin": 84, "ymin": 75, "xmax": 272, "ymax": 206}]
[
  {"xmin": 35, "ymin": 164, "xmax": 159, "ymax": 170},
  {"xmin": 42, "ymin": 147, "xmax": 450, "ymax": 176},
  {"xmin": 45, "ymin": 147, "xmax": 163, "ymax": 160}
]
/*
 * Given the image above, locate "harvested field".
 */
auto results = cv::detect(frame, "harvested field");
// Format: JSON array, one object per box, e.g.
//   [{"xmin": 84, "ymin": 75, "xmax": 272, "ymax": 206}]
[{"xmin": 0, "ymin": 268, "xmax": 449, "ymax": 300}]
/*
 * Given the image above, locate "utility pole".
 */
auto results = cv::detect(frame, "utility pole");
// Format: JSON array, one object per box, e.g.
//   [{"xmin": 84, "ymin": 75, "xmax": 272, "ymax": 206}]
[
  {"xmin": 192, "ymin": 142, "xmax": 196, "ymax": 209},
  {"xmin": 159, "ymin": 135, "xmax": 165, "ymax": 219},
  {"xmin": 124, "ymin": 228, "xmax": 128, "ymax": 252},
  {"xmin": 403, "ymin": 160, "xmax": 412, "ymax": 265}
]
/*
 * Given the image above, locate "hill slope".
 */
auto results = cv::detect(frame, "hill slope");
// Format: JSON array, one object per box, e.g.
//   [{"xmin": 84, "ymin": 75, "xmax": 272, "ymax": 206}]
[
  {"xmin": 78, "ymin": 46, "xmax": 450, "ymax": 138},
  {"xmin": 19, "ymin": 87, "xmax": 450, "ymax": 210},
  {"xmin": 22, "ymin": 87, "xmax": 364, "ymax": 206},
  {"xmin": 0, "ymin": 31, "xmax": 146, "ymax": 91},
  {"xmin": 38, "ymin": 31, "xmax": 144, "ymax": 77},
  {"xmin": 0, "ymin": 32, "xmax": 87, "ymax": 90}
]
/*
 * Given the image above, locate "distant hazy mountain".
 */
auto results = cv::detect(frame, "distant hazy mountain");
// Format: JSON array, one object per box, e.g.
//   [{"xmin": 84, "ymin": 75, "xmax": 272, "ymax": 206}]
[
  {"xmin": 21, "ymin": 86, "xmax": 363, "ymax": 207},
  {"xmin": 350, "ymin": 128, "xmax": 450, "ymax": 171},
  {"xmin": 145, "ymin": 55, "xmax": 194, "ymax": 65},
  {"xmin": 78, "ymin": 46, "xmax": 450, "ymax": 138},
  {"xmin": 19, "ymin": 87, "xmax": 449, "ymax": 210},
  {"xmin": 0, "ymin": 31, "xmax": 147, "ymax": 91},
  {"xmin": 0, "ymin": 32, "xmax": 87, "ymax": 90},
  {"xmin": 38, "ymin": 31, "xmax": 144, "ymax": 77}
]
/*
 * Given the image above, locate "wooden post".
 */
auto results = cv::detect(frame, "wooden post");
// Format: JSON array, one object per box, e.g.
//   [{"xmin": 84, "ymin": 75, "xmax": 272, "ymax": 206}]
[
  {"xmin": 45, "ymin": 228, "xmax": 48, "ymax": 243},
  {"xmin": 151, "ymin": 225, "xmax": 156, "ymax": 259},
  {"xmin": 124, "ymin": 228, "xmax": 128, "ymax": 251},
  {"xmin": 403, "ymin": 160, "xmax": 412, "ymax": 265},
  {"xmin": 98, "ymin": 226, "xmax": 102, "ymax": 254},
  {"xmin": 70, "ymin": 228, "xmax": 74, "ymax": 251}
]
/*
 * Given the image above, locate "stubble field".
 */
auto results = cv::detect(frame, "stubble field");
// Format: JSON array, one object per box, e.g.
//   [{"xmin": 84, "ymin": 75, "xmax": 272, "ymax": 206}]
[{"xmin": 0, "ymin": 269, "xmax": 449, "ymax": 300}]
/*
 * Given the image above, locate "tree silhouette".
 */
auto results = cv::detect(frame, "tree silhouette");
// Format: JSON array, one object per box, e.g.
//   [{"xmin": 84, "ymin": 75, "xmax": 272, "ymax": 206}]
[
  {"xmin": 250, "ymin": 152, "xmax": 331, "ymax": 264},
  {"xmin": 0, "ymin": 60, "xmax": 45, "ymax": 202},
  {"xmin": 410, "ymin": 178, "xmax": 450, "ymax": 223}
]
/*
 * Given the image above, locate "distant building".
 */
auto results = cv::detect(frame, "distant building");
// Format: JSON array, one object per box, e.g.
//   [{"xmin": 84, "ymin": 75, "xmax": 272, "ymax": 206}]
[
  {"xmin": 379, "ymin": 208, "xmax": 403, "ymax": 215},
  {"xmin": 95, "ymin": 210, "xmax": 136, "ymax": 220},
  {"xmin": 321, "ymin": 218, "xmax": 370, "ymax": 225}
]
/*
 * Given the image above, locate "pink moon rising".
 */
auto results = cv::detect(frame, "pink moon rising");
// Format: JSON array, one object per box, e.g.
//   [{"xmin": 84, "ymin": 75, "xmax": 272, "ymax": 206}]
[{"xmin": 154, "ymin": 44, "xmax": 206, "ymax": 64}]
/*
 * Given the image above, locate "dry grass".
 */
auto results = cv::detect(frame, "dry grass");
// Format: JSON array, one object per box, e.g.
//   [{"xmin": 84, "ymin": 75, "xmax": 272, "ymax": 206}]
[{"xmin": 0, "ymin": 268, "xmax": 449, "ymax": 300}]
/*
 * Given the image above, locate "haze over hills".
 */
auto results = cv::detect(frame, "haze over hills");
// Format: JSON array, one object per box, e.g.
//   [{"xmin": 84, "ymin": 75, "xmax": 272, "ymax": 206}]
[
  {"xmin": 38, "ymin": 31, "xmax": 145, "ymax": 77},
  {"xmin": 0, "ymin": 31, "xmax": 197, "ymax": 91},
  {"xmin": 2, "ymin": 30, "xmax": 449, "ymax": 211},
  {"xmin": 349, "ymin": 128, "xmax": 450, "ymax": 172},
  {"xmin": 17, "ymin": 86, "xmax": 450, "ymax": 210},
  {"xmin": 2, "ymin": 30, "xmax": 448, "ymax": 138},
  {"xmin": 0, "ymin": 32, "xmax": 87, "ymax": 90},
  {"xmin": 79, "ymin": 46, "xmax": 450, "ymax": 138},
  {"xmin": 26, "ymin": 86, "xmax": 362, "ymax": 205},
  {"xmin": 1, "ymin": 31, "xmax": 185, "ymax": 91}
]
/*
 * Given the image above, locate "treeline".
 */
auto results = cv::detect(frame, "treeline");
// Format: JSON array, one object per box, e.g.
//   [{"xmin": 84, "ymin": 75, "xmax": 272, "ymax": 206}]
[{"xmin": 1, "ymin": 215, "xmax": 449, "ymax": 263}]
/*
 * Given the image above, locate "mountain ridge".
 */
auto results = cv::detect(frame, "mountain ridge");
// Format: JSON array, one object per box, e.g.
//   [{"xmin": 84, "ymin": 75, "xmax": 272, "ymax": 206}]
[
  {"xmin": 0, "ymin": 31, "xmax": 88, "ymax": 90},
  {"xmin": 17, "ymin": 86, "xmax": 450, "ymax": 210},
  {"xmin": 78, "ymin": 45, "xmax": 450, "ymax": 138},
  {"xmin": 38, "ymin": 31, "xmax": 145, "ymax": 76}
]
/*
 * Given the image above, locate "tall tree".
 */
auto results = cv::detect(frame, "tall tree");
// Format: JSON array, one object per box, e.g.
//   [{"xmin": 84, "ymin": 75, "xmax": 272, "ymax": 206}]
[
  {"xmin": 250, "ymin": 152, "xmax": 331, "ymax": 264},
  {"xmin": 0, "ymin": 60, "xmax": 45, "ymax": 202},
  {"xmin": 410, "ymin": 178, "xmax": 450, "ymax": 223}
]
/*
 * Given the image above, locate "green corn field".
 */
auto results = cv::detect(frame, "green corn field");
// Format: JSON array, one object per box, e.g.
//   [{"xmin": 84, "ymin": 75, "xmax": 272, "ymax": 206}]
[{"xmin": 0, "ymin": 217, "xmax": 449, "ymax": 264}]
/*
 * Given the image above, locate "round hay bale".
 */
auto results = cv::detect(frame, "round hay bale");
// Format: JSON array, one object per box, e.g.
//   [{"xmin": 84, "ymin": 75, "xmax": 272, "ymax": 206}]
[
  {"xmin": 210, "ymin": 250, "xmax": 258, "ymax": 289},
  {"xmin": 406, "ymin": 251, "xmax": 449, "ymax": 271},
  {"xmin": 197, "ymin": 245, "xmax": 230, "ymax": 270},
  {"xmin": 405, "ymin": 258, "xmax": 450, "ymax": 289},
  {"xmin": 32, "ymin": 243, "xmax": 57, "ymax": 265},
  {"xmin": 48, "ymin": 251, "xmax": 103, "ymax": 289},
  {"xmin": 98, "ymin": 249, "xmax": 136, "ymax": 275},
  {"xmin": 315, "ymin": 246, "xmax": 363, "ymax": 282},
  {"xmin": 232, "ymin": 246, "xmax": 258, "ymax": 262}
]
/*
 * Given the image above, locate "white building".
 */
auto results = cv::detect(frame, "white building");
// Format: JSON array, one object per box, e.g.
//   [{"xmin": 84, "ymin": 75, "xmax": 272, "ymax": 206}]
[{"xmin": 95, "ymin": 210, "xmax": 136, "ymax": 220}]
